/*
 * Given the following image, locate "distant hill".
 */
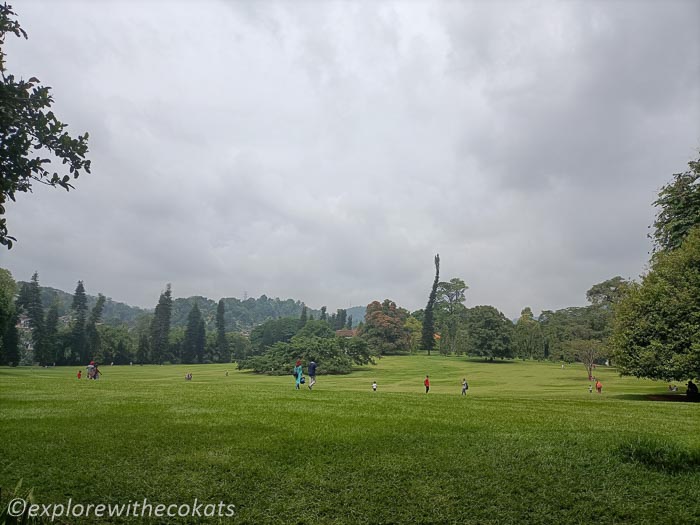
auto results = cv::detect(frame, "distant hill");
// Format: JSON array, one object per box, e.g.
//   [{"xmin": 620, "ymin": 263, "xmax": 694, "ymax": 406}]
[
  {"xmin": 24, "ymin": 284, "xmax": 151, "ymax": 326},
  {"xmin": 20, "ymin": 282, "xmax": 366, "ymax": 332},
  {"xmin": 346, "ymin": 306, "xmax": 366, "ymax": 327}
]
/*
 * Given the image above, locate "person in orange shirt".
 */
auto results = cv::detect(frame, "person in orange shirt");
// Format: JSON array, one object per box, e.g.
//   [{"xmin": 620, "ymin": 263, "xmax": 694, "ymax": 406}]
[
  {"xmin": 424, "ymin": 375, "xmax": 430, "ymax": 394},
  {"xmin": 595, "ymin": 379, "xmax": 602, "ymax": 393}
]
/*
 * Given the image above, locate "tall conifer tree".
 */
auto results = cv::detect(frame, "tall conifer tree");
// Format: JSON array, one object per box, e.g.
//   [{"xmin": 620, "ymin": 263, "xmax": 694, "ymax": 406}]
[
  {"xmin": 25, "ymin": 272, "xmax": 46, "ymax": 364},
  {"xmin": 71, "ymin": 280, "xmax": 88, "ymax": 364},
  {"xmin": 421, "ymin": 254, "xmax": 440, "ymax": 355},
  {"xmin": 150, "ymin": 284, "xmax": 173, "ymax": 364},
  {"xmin": 183, "ymin": 302, "xmax": 205, "ymax": 364}
]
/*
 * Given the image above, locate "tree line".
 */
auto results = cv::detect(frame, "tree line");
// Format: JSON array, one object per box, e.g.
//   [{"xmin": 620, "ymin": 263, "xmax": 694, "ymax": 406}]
[
  {"xmin": 1, "ymin": 148, "xmax": 697, "ymax": 382},
  {"xmin": 0, "ymin": 274, "xmax": 358, "ymax": 367}
]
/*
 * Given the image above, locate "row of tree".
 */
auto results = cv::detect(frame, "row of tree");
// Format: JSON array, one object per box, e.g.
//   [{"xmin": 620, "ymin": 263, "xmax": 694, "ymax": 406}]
[
  {"xmin": 352, "ymin": 280, "xmax": 623, "ymax": 379},
  {"xmin": 11, "ymin": 283, "xmax": 346, "ymax": 332},
  {"xmin": 0, "ymin": 274, "xmax": 359, "ymax": 367}
]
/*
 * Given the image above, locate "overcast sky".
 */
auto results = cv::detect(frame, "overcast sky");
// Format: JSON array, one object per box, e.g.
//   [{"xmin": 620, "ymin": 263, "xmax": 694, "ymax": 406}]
[{"xmin": 2, "ymin": 0, "xmax": 699, "ymax": 318}]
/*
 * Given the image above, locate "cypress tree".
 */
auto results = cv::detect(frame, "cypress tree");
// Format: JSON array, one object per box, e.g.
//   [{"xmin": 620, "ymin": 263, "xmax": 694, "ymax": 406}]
[
  {"xmin": 183, "ymin": 302, "xmax": 205, "ymax": 364},
  {"xmin": 421, "ymin": 254, "xmax": 440, "ymax": 355},
  {"xmin": 26, "ymin": 272, "xmax": 46, "ymax": 364},
  {"xmin": 299, "ymin": 305, "xmax": 308, "ymax": 327},
  {"xmin": 337, "ymin": 309, "xmax": 347, "ymax": 330},
  {"xmin": 150, "ymin": 284, "xmax": 172, "ymax": 364},
  {"xmin": 71, "ymin": 281, "xmax": 88, "ymax": 364}
]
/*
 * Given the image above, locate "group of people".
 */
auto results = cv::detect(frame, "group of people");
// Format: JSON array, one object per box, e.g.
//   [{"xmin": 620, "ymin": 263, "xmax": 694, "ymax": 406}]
[
  {"xmin": 588, "ymin": 379, "xmax": 603, "ymax": 393},
  {"xmin": 77, "ymin": 361, "xmax": 101, "ymax": 380},
  {"xmin": 292, "ymin": 361, "xmax": 472, "ymax": 396},
  {"xmin": 668, "ymin": 380, "xmax": 697, "ymax": 399},
  {"xmin": 424, "ymin": 375, "xmax": 469, "ymax": 395},
  {"xmin": 293, "ymin": 359, "xmax": 317, "ymax": 390}
]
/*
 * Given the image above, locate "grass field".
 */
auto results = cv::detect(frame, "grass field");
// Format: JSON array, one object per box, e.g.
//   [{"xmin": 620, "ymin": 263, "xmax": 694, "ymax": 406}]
[{"xmin": 1, "ymin": 356, "xmax": 699, "ymax": 524}]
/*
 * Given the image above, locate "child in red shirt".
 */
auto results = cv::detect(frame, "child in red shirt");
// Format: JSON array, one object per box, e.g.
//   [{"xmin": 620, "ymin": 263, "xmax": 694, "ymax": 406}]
[
  {"xmin": 424, "ymin": 375, "xmax": 430, "ymax": 394},
  {"xmin": 77, "ymin": 370, "xmax": 81, "ymax": 380}
]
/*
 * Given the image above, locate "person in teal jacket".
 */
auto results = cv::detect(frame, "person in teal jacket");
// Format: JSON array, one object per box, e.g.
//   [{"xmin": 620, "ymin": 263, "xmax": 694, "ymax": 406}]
[{"xmin": 294, "ymin": 360, "xmax": 303, "ymax": 390}]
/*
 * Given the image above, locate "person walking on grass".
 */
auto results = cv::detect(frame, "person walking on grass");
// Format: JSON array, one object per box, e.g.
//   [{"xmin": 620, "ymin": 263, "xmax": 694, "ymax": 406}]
[
  {"xmin": 294, "ymin": 360, "xmax": 303, "ymax": 390},
  {"xmin": 372, "ymin": 381, "xmax": 377, "ymax": 392},
  {"xmin": 461, "ymin": 378, "xmax": 468, "ymax": 396},
  {"xmin": 308, "ymin": 360, "xmax": 317, "ymax": 390},
  {"xmin": 424, "ymin": 375, "xmax": 430, "ymax": 394},
  {"xmin": 595, "ymin": 379, "xmax": 602, "ymax": 394}
]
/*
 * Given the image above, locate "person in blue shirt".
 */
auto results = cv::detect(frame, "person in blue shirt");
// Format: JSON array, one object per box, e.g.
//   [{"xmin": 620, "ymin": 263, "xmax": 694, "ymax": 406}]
[
  {"xmin": 294, "ymin": 360, "xmax": 303, "ymax": 390},
  {"xmin": 308, "ymin": 360, "xmax": 317, "ymax": 390}
]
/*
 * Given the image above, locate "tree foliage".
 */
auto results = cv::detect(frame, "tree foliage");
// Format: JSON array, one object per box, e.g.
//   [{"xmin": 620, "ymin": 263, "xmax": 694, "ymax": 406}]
[
  {"xmin": 463, "ymin": 305, "xmax": 513, "ymax": 360},
  {"xmin": 611, "ymin": 227, "xmax": 700, "ymax": 381},
  {"xmin": 240, "ymin": 334, "xmax": 375, "ymax": 375},
  {"xmin": 360, "ymin": 299, "xmax": 411, "ymax": 355},
  {"xmin": 651, "ymin": 154, "xmax": 700, "ymax": 254},
  {"xmin": 513, "ymin": 307, "xmax": 544, "ymax": 360},
  {"xmin": 150, "ymin": 284, "xmax": 173, "ymax": 364},
  {"xmin": 0, "ymin": 267, "xmax": 17, "ymax": 365},
  {"xmin": 0, "ymin": 4, "xmax": 91, "ymax": 248},
  {"xmin": 215, "ymin": 299, "xmax": 229, "ymax": 363},
  {"xmin": 70, "ymin": 280, "xmax": 88, "ymax": 363},
  {"xmin": 586, "ymin": 276, "xmax": 631, "ymax": 308},
  {"xmin": 564, "ymin": 339, "xmax": 605, "ymax": 380},
  {"xmin": 249, "ymin": 317, "xmax": 299, "ymax": 355},
  {"xmin": 435, "ymin": 277, "xmax": 468, "ymax": 355},
  {"xmin": 404, "ymin": 315, "xmax": 422, "ymax": 353},
  {"xmin": 421, "ymin": 254, "xmax": 440, "ymax": 354},
  {"xmin": 182, "ymin": 302, "xmax": 205, "ymax": 364},
  {"xmin": 18, "ymin": 272, "xmax": 46, "ymax": 363}
]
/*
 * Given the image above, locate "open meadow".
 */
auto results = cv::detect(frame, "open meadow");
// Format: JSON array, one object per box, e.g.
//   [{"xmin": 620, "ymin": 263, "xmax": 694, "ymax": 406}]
[{"xmin": 1, "ymin": 356, "xmax": 699, "ymax": 524}]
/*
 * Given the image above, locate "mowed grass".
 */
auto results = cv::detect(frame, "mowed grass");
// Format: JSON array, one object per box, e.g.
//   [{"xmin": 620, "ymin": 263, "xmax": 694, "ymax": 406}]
[{"xmin": 1, "ymin": 356, "xmax": 699, "ymax": 524}]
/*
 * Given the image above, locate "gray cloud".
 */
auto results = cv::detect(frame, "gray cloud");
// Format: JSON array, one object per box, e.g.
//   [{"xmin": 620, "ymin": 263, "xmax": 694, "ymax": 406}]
[{"xmin": 2, "ymin": 0, "xmax": 698, "ymax": 319}]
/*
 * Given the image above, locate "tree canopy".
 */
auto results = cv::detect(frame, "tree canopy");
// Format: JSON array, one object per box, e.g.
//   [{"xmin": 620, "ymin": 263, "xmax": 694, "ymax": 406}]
[
  {"xmin": 0, "ymin": 4, "xmax": 91, "ymax": 248},
  {"xmin": 360, "ymin": 299, "xmax": 411, "ymax": 355},
  {"xmin": 420, "ymin": 254, "xmax": 440, "ymax": 354},
  {"xmin": 463, "ymin": 305, "xmax": 513, "ymax": 360},
  {"xmin": 611, "ymin": 227, "xmax": 700, "ymax": 381},
  {"xmin": 435, "ymin": 277, "xmax": 468, "ymax": 355},
  {"xmin": 651, "ymin": 154, "xmax": 700, "ymax": 254}
]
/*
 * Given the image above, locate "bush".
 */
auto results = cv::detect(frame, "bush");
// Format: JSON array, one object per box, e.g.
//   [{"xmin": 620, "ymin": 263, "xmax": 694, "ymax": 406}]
[{"xmin": 238, "ymin": 335, "xmax": 376, "ymax": 375}]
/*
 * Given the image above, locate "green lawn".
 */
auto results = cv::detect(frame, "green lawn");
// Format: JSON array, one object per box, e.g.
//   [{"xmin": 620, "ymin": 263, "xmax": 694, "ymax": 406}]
[{"xmin": 1, "ymin": 356, "xmax": 699, "ymax": 524}]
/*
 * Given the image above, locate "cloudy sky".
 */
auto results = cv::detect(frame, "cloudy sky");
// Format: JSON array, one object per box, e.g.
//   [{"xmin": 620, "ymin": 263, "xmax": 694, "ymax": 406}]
[{"xmin": 2, "ymin": 0, "xmax": 699, "ymax": 318}]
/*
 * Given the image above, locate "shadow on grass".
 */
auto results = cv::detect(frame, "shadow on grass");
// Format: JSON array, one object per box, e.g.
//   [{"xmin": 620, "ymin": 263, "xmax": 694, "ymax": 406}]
[
  {"xmin": 463, "ymin": 359, "xmax": 518, "ymax": 365},
  {"xmin": 615, "ymin": 393, "xmax": 698, "ymax": 403}
]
